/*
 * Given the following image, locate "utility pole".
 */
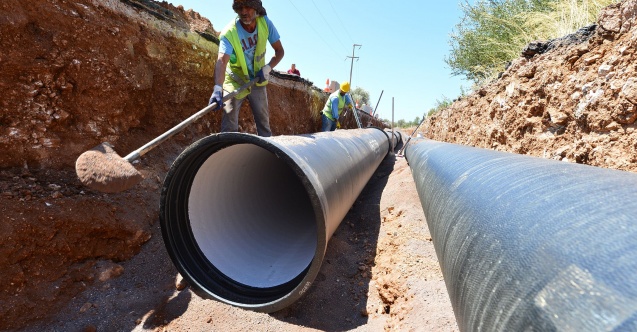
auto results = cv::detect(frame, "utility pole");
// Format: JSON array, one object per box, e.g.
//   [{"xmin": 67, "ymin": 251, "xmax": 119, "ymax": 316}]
[
  {"xmin": 347, "ymin": 44, "xmax": 362, "ymax": 128},
  {"xmin": 391, "ymin": 97, "xmax": 395, "ymax": 153},
  {"xmin": 347, "ymin": 44, "xmax": 362, "ymax": 86}
]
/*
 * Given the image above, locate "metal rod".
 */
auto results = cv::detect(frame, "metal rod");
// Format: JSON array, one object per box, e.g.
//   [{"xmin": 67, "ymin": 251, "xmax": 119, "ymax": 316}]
[
  {"xmin": 397, "ymin": 113, "xmax": 426, "ymax": 156},
  {"xmin": 373, "ymin": 90, "xmax": 384, "ymax": 117},
  {"xmin": 351, "ymin": 96, "xmax": 363, "ymax": 129},
  {"xmin": 124, "ymin": 78, "xmax": 258, "ymax": 162},
  {"xmin": 391, "ymin": 97, "xmax": 395, "ymax": 152}
]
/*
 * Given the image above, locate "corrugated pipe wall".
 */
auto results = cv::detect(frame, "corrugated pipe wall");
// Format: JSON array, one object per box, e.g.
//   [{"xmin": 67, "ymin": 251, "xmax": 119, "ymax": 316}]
[
  {"xmin": 160, "ymin": 128, "xmax": 393, "ymax": 312},
  {"xmin": 405, "ymin": 138, "xmax": 637, "ymax": 331}
]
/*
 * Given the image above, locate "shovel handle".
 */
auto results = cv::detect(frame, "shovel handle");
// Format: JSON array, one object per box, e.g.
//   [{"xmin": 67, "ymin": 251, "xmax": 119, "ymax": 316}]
[{"xmin": 123, "ymin": 79, "xmax": 258, "ymax": 162}]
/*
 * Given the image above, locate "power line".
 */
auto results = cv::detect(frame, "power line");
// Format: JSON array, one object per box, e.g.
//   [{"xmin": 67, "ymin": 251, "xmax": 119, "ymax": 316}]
[
  {"xmin": 309, "ymin": 0, "xmax": 348, "ymax": 51},
  {"xmin": 325, "ymin": 0, "xmax": 355, "ymax": 44},
  {"xmin": 286, "ymin": 0, "xmax": 342, "ymax": 59}
]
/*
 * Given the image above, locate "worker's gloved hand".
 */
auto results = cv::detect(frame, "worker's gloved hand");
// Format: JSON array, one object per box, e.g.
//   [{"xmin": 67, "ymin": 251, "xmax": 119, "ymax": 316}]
[
  {"xmin": 257, "ymin": 64, "xmax": 271, "ymax": 83},
  {"xmin": 336, "ymin": 120, "xmax": 341, "ymax": 129},
  {"xmin": 209, "ymin": 85, "xmax": 223, "ymax": 110}
]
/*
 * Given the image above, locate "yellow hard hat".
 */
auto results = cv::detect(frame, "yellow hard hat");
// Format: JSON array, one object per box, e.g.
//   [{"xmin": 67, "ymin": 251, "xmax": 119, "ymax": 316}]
[{"xmin": 340, "ymin": 81, "xmax": 350, "ymax": 93}]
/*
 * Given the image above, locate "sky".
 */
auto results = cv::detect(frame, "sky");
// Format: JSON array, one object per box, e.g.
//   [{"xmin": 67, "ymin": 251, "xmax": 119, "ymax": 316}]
[{"xmin": 170, "ymin": 0, "xmax": 471, "ymax": 122}]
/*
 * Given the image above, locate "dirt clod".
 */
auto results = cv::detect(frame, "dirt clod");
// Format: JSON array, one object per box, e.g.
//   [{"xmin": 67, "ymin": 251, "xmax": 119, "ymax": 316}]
[{"xmin": 75, "ymin": 143, "xmax": 143, "ymax": 193}]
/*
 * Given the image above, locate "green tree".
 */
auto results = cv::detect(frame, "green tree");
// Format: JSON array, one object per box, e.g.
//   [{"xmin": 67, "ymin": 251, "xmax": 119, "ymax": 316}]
[
  {"xmin": 446, "ymin": 0, "xmax": 551, "ymax": 84},
  {"xmin": 427, "ymin": 96, "xmax": 453, "ymax": 117},
  {"xmin": 445, "ymin": 0, "xmax": 616, "ymax": 84},
  {"xmin": 350, "ymin": 87, "xmax": 370, "ymax": 106}
]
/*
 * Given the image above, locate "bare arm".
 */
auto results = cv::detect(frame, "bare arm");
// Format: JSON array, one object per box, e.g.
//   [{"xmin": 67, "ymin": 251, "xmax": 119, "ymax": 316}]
[
  {"xmin": 267, "ymin": 40, "xmax": 284, "ymax": 69},
  {"xmin": 214, "ymin": 53, "xmax": 230, "ymax": 86}
]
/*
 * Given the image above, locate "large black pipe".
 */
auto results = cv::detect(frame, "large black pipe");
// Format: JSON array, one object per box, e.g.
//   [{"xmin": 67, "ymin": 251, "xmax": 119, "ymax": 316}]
[
  {"xmin": 160, "ymin": 128, "xmax": 390, "ymax": 312},
  {"xmin": 405, "ymin": 139, "xmax": 637, "ymax": 331},
  {"xmin": 383, "ymin": 129, "xmax": 403, "ymax": 152}
]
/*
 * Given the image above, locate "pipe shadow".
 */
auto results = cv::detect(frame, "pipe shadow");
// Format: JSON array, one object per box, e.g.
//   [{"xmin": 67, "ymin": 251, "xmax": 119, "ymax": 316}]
[
  {"xmin": 142, "ymin": 290, "xmax": 191, "ymax": 330},
  {"xmin": 270, "ymin": 154, "xmax": 397, "ymax": 331}
]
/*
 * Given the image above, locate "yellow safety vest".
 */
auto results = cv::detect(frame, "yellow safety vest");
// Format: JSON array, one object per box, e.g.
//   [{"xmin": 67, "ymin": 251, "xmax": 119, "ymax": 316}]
[
  {"xmin": 322, "ymin": 91, "xmax": 348, "ymax": 120},
  {"xmin": 220, "ymin": 16, "xmax": 269, "ymax": 99}
]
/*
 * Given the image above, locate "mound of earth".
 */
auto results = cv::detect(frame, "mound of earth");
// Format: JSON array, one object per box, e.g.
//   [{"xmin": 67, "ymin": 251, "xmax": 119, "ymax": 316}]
[{"xmin": 423, "ymin": 0, "xmax": 637, "ymax": 173}]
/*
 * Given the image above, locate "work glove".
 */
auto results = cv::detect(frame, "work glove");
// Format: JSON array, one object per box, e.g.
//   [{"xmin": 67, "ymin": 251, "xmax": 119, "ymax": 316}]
[
  {"xmin": 336, "ymin": 120, "xmax": 341, "ymax": 129},
  {"xmin": 257, "ymin": 64, "xmax": 271, "ymax": 83},
  {"xmin": 209, "ymin": 85, "xmax": 223, "ymax": 110}
]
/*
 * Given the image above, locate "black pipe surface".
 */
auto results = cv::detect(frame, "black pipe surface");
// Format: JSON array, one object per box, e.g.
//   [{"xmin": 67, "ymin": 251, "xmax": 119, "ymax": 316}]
[
  {"xmin": 405, "ymin": 139, "xmax": 637, "ymax": 332},
  {"xmin": 383, "ymin": 129, "xmax": 401, "ymax": 152},
  {"xmin": 160, "ymin": 128, "xmax": 390, "ymax": 312}
]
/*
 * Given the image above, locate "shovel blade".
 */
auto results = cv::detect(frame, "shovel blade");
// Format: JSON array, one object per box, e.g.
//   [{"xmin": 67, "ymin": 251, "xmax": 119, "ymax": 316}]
[{"xmin": 75, "ymin": 142, "xmax": 143, "ymax": 193}]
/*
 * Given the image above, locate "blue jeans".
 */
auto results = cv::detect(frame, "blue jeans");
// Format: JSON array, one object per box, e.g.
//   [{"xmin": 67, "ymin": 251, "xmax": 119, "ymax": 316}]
[
  {"xmin": 221, "ymin": 85, "xmax": 272, "ymax": 137},
  {"xmin": 321, "ymin": 113, "xmax": 336, "ymax": 132}
]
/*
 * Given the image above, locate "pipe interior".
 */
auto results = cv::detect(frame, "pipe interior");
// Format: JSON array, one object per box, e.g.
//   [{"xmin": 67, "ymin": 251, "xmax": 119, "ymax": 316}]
[{"xmin": 188, "ymin": 143, "xmax": 317, "ymax": 288}]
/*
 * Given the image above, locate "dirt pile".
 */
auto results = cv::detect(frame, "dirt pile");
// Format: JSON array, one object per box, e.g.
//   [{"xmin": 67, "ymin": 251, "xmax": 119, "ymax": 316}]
[{"xmin": 423, "ymin": 0, "xmax": 637, "ymax": 173}]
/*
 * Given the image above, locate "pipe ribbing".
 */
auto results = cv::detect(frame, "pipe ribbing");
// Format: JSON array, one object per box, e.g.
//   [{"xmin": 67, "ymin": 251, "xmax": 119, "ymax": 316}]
[
  {"xmin": 405, "ymin": 139, "xmax": 637, "ymax": 331},
  {"xmin": 160, "ymin": 128, "xmax": 390, "ymax": 312}
]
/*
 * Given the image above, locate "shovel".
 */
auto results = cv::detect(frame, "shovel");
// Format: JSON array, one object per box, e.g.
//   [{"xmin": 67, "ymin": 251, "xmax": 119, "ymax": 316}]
[{"xmin": 75, "ymin": 79, "xmax": 257, "ymax": 193}]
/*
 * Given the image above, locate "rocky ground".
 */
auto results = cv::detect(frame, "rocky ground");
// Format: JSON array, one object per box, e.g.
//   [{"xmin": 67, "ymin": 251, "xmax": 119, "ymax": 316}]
[
  {"xmin": 2, "ymin": 0, "xmax": 637, "ymax": 331},
  {"xmin": 422, "ymin": 0, "xmax": 637, "ymax": 173}
]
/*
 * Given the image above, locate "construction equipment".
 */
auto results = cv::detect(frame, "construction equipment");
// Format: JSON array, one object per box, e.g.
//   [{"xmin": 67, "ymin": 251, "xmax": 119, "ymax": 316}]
[
  {"xmin": 397, "ymin": 113, "xmax": 426, "ymax": 156},
  {"xmin": 75, "ymin": 79, "xmax": 258, "ymax": 193}
]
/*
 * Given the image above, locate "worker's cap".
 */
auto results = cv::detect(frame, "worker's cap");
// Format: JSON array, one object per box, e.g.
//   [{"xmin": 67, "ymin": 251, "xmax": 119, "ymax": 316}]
[
  {"xmin": 233, "ymin": 0, "xmax": 267, "ymax": 16},
  {"xmin": 340, "ymin": 81, "xmax": 351, "ymax": 93}
]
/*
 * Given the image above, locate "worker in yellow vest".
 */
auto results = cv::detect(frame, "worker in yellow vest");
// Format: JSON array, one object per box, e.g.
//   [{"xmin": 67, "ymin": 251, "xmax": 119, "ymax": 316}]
[
  {"xmin": 321, "ymin": 81, "xmax": 354, "ymax": 131},
  {"xmin": 209, "ymin": 0, "xmax": 285, "ymax": 137}
]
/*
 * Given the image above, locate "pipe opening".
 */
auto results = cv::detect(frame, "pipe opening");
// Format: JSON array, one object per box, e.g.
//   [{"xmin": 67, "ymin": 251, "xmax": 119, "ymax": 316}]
[
  {"xmin": 189, "ymin": 144, "xmax": 317, "ymax": 288},
  {"xmin": 161, "ymin": 138, "xmax": 319, "ymax": 305}
]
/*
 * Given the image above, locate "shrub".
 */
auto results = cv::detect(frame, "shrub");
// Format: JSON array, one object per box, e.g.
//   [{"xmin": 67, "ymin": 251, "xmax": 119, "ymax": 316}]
[{"xmin": 446, "ymin": 0, "xmax": 618, "ymax": 85}]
